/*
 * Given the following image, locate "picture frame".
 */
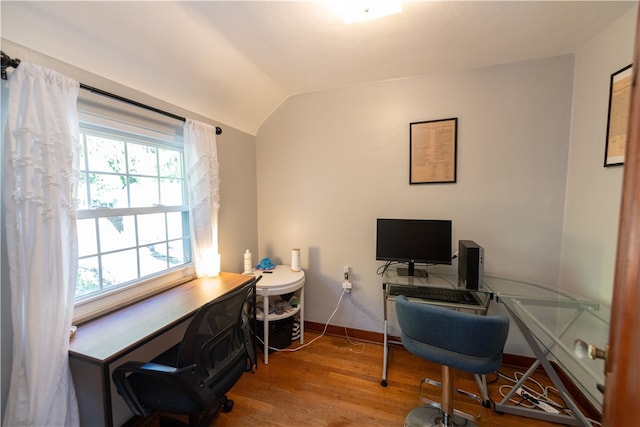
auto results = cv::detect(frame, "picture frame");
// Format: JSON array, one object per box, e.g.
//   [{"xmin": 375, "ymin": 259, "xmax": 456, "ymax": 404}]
[
  {"xmin": 604, "ymin": 64, "xmax": 632, "ymax": 167},
  {"xmin": 410, "ymin": 118, "xmax": 457, "ymax": 184}
]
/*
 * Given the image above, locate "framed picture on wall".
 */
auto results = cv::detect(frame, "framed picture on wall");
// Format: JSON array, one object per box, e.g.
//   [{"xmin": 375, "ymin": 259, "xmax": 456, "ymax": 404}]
[
  {"xmin": 604, "ymin": 64, "xmax": 632, "ymax": 167},
  {"xmin": 409, "ymin": 118, "xmax": 458, "ymax": 184}
]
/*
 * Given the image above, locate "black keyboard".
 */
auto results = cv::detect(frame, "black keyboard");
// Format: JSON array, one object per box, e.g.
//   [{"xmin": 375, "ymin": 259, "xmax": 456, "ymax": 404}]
[{"xmin": 388, "ymin": 285, "xmax": 480, "ymax": 305}]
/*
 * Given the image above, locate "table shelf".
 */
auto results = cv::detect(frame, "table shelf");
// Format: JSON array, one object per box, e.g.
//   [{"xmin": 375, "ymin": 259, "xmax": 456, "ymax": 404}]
[{"xmin": 256, "ymin": 305, "xmax": 300, "ymax": 321}]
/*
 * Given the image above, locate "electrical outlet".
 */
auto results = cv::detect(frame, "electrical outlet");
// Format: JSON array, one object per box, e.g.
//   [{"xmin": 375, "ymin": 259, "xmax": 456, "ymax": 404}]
[{"xmin": 341, "ymin": 266, "xmax": 352, "ymax": 293}]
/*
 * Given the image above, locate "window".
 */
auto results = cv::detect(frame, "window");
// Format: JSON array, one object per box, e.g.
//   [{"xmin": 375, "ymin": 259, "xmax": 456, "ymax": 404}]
[{"xmin": 73, "ymin": 98, "xmax": 195, "ymax": 322}]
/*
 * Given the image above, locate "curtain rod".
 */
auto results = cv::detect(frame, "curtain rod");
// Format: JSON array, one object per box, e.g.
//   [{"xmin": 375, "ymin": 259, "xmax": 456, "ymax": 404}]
[{"xmin": 1, "ymin": 51, "xmax": 222, "ymax": 135}]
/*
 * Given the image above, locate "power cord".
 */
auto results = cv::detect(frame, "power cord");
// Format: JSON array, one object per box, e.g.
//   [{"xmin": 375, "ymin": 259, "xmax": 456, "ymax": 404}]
[
  {"xmin": 345, "ymin": 290, "xmax": 402, "ymax": 337},
  {"xmin": 343, "ymin": 326, "xmax": 365, "ymax": 353},
  {"xmin": 497, "ymin": 370, "xmax": 565, "ymax": 411},
  {"xmin": 495, "ymin": 370, "xmax": 602, "ymax": 426}
]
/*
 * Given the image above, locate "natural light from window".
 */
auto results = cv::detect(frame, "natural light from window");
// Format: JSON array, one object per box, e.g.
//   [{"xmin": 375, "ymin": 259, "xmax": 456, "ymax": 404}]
[{"xmin": 76, "ymin": 126, "xmax": 191, "ymax": 301}]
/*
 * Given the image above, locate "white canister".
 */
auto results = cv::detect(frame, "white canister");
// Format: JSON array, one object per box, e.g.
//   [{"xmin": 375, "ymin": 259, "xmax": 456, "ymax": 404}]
[
  {"xmin": 243, "ymin": 249, "xmax": 252, "ymax": 274},
  {"xmin": 291, "ymin": 248, "xmax": 301, "ymax": 272}
]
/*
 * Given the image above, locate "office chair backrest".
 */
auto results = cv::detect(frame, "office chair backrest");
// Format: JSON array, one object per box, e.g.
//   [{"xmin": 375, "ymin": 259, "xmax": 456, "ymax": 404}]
[
  {"xmin": 395, "ymin": 295, "xmax": 509, "ymax": 374},
  {"xmin": 112, "ymin": 279, "xmax": 257, "ymax": 424},
  {"xmin": 177, "ymin": 281, "xmax": 255, "ymax": 389}
]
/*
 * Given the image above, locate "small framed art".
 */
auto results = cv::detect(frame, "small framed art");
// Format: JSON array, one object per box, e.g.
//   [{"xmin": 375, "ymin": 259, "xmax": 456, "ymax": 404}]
[
  {"xmin": 604, "ymin": 64, "xmax": 632, "ymax": 167},
  {"xmin": 410, "ymin": 118, "xmax": 457, "ymax": 184}
]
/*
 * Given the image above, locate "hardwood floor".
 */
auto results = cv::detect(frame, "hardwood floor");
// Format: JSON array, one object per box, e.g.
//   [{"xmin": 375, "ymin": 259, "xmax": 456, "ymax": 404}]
[{"xmin": 133, "ymin": 331, "xmax": 579, "ymax": 426}]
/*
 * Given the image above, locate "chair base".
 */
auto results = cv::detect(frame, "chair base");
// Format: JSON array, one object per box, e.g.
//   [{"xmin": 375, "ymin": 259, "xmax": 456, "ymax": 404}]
[
  {"xmin": 404, "ymin": 406, "xmax": 477, "ymax": 427},
  {"xmin": 157, "ymin": 396, "xmax": 233, "ymax": 427},
  {"xmin": 419, "ymin": 375, "xmax": 483, "ymax": 422}
]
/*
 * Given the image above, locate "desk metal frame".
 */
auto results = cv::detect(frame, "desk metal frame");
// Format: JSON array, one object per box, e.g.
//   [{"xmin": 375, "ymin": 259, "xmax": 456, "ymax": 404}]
[
  {"xmin": 382, "ymin": 271, "xmax": 608, "ymax": 426},
  {"xmin": 492, "ymin": 294, "xmax": 600, "ymax": 426}
]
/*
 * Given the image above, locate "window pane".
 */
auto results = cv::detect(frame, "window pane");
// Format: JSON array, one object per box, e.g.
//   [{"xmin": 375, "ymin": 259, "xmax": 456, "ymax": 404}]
[
  {"xmin": 168, "ymin": 239, "xmax": 190, "ymax": 267},
  {"xmin": 102, "ymin": 249, "xmax": 138, "ymax": 287},
  {"xmin": 140, "ymin": 244, "xmax": 169, "ymax": 276},
  {"xmin": 88, "ymin": 173, "xmax": 129, "ymax": 208},
  {"xmin": 159, "ymin": 178, "xmax": 184, "ymax": 205},
  {"xmin": 99, "ymin": 216, "xmax": 136, "ymax": 253},
  {"xmin": 78, "ymin": 218, "xmax": 98, "ymax": 257},
  {"xmin": 78, "ymin": 172, "xmax": 89, "ymax": 210},
  {"xmin": 77, "ymin": 257, "xmax": 100, "ymax": 298},
  {"xmin": 167, "ymin": 212, "xmax": 187, "ymax": 240},
  {"xmin": 159, "ymin": 148, "xmax": 182, "ymax": 178},
  {"xmin": 129, "ymin": 177, "xmax": 159, "ymax": 207},
  {"xmin": 138, "ymin": 213, "xmax": 166, "ymax": 245},
  {"xmin": 76, "ymin": 120, "xmax": 191, "ymax": 304},
  {"xmin": 128, "ymin": 143, "xmax": 158, "ymax": 176},
  {"xmin": 87, "ymin": 135, "xmax": 125, "ymax": 173}
]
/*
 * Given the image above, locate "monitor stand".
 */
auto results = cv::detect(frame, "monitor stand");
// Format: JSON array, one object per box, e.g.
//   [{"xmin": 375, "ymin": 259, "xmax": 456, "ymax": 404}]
[{"xmin": 397, "ymin": 261, "xmax": 428, "ymax": 277}]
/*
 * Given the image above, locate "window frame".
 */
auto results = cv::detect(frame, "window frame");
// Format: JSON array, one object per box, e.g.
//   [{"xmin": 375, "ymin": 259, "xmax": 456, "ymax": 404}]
[{"xmin": 73, "ymin": 110, "xmax": 195, "ymax": 325}]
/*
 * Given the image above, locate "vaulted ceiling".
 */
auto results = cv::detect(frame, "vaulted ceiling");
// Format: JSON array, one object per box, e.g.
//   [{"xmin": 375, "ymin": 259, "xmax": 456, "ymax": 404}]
[{"xmin": 1, "ymin": 1, "xmax": 635, "ymax": 135}]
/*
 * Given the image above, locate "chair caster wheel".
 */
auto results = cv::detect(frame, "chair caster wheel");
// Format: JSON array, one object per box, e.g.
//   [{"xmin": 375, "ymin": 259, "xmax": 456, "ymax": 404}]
[{"xmin": 222, "ymin": 399, "xmax": 234, "ymax": 413}]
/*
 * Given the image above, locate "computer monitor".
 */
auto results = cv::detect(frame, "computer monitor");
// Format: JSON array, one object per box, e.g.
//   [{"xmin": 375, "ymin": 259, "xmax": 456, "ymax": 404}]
[{"xmin": 376, "ymin": 218, "xmax": 452, "ymax": 276}]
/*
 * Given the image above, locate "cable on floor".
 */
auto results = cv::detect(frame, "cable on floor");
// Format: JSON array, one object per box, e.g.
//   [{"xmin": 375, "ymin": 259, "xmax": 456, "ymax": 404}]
[
  {"xmin": 495, "ymin": 370, "xmax": 602, "ymax": 426},
  {"xmin": 343, "ymin": 326, "xmax": 366, "ymax": 353}
]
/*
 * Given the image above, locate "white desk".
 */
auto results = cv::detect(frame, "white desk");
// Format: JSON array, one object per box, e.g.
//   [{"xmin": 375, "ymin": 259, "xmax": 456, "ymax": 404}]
[{"xmin": 254, "ymin": 265, "xmax": 305, "ymax": 364}]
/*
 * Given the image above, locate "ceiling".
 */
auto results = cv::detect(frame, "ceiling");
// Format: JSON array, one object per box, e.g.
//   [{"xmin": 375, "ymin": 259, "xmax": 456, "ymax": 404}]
[{"xmin": 1, "ymin": 1, "xmax": 635, "ymax": 135}]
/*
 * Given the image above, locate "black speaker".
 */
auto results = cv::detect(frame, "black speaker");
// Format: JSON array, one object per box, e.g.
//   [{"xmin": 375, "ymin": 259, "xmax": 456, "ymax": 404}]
[{"xmin": 458, "ymin": 240, "xmax": 484, "ymax": 290}]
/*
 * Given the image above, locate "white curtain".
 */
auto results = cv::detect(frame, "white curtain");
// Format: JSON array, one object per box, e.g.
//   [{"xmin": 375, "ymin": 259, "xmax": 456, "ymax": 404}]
[
  {"xmin": 183, "ymin": 119, "xmax": 221, "ymax": 277},
  {"xmin": 3, "ymin": 62, "xmax": 80, "ymax": 426}
]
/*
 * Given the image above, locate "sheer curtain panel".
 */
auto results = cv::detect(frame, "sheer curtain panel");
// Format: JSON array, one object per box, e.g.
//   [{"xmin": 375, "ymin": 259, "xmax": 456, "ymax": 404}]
[
  {"xmin": 3, "ymin": 62, "xmax": 80, "ymax": 426},
  {"xmin": 184, "ymin": 119, "xmax": 221, "ymax": 277}
]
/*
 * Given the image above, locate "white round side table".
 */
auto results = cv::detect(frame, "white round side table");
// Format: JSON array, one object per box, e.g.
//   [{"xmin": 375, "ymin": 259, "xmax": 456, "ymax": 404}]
[{"xmin": 254, "ymin": 265, "xmax": 305, "ymax": 364}]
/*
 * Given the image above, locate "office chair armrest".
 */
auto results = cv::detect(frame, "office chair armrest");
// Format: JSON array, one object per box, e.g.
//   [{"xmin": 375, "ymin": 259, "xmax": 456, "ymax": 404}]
[
  {"xmin": 112, "ymin": 361, "xmax": 161, "ymax": 416},
  {"xmin": 112, "ymin": 361, "xmax": 205, "ymax": 416}
]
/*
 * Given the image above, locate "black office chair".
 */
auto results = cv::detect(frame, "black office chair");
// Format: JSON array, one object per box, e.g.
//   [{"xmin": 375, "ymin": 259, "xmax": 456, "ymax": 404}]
[
  {"xmin": 395, "ymin": 295, "xmax": 509, "ymax": 427},
  {"xmin": 112, "ymin": 279, "xmax": 256, "ymax": 427}
]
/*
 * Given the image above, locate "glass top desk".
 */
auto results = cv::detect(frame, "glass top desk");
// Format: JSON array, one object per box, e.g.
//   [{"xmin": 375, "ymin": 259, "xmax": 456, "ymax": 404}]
[
  {"xmin": 484, "ymin": 276, "xmax": 609, "ymax": 426},
  {"xmin": 381, "ymin": 268, "xmax": 609, "ymax": 426},
  {"xmin": 381, "ymin": 268, "xmax": 493, "ymax": 387}
]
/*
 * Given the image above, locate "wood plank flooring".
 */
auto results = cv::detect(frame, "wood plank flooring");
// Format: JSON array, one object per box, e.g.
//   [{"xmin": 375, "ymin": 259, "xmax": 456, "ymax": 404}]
[{"xmin": 134, "ymin": 331, "xmax": 582, "ymax": 426}]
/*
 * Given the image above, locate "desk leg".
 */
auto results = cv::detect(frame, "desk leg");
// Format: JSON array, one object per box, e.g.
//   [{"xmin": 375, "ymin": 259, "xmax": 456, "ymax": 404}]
[
  {"xmin": 382, "ymin": 319, "xmax": 389, "ymax": 387},
  {"xmin": 263, "ymin": 293, "xmax": 270, "ymax": 365},
  {"xmin": 251, "ymin": 283, "xmax": 258, "ymax": 371},
  {"xmin": 299, "ymin": 285, "xmax": 304, "ymax": 344},
  {"xmin": 381, "ymin": 285, "xmax": 389, "ymax": 387},
  {"xmin": 70, "ymin": 356, "xmax": 113, "ymax": 427}
]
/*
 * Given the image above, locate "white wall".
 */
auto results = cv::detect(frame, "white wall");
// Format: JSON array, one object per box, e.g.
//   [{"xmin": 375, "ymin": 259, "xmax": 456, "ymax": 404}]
[
  {"xmin": 560, "ymin": 6, "xmax": 637, "ymax": 305},
  {"xmin": 256, "ymin": 55, "xmax": 575, "ymax": 340}
]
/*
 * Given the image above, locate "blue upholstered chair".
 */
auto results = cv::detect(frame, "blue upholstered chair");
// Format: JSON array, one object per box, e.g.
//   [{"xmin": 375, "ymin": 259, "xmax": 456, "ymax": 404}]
[{"xmin": 395, "ymin": 295, "xmax": 509, "ymax": 427}]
